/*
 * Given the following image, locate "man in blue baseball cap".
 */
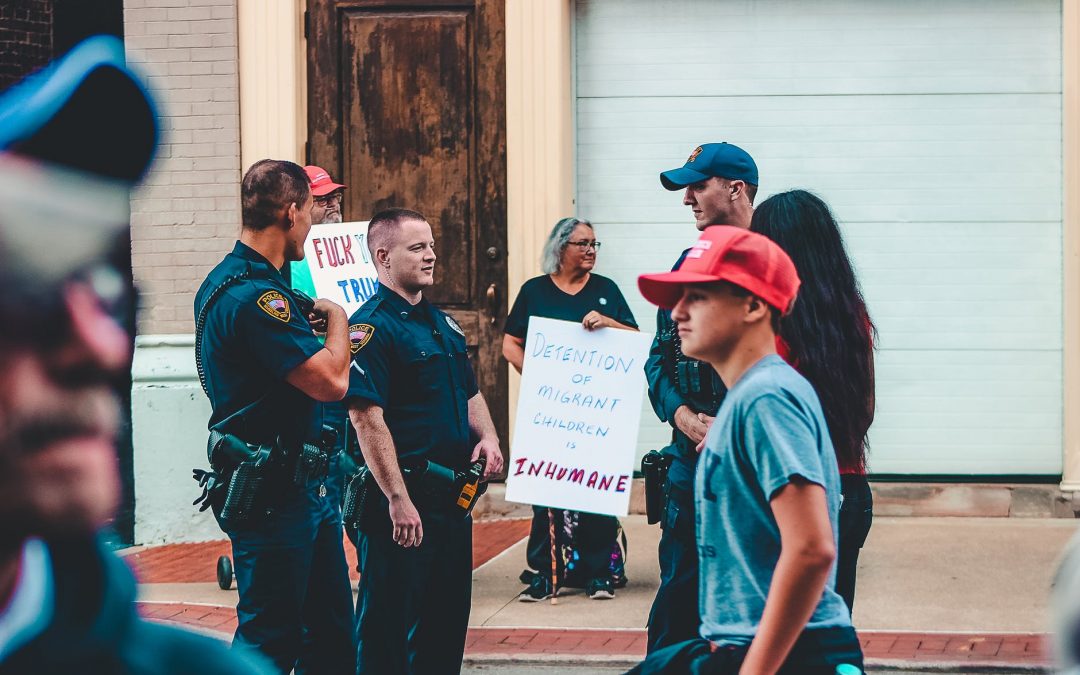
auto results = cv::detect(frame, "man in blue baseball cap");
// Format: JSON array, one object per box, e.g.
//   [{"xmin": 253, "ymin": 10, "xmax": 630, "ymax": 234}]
[
  {"xmin": 0, "ymin": 37, "xmax": 269, "ymax": 673},
  {"xmin": 660, "ymin": 142, "xmax": 758, "ymax": 231},
  {"xmin": 644, "ymin": 141, "xmax": 761, "ymax": 653}
]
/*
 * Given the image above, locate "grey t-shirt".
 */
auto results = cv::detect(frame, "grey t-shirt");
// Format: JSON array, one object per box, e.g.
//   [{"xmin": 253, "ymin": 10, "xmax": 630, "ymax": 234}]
[{"xmin": 695, "ymin": 354, "xmax": 851, "ymax": 646}]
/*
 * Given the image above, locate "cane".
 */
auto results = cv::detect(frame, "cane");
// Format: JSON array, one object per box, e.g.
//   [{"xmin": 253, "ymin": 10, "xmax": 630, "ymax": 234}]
[{"xmin": 548, "ymin": 507, "xmax": 559, "ymax": 605}]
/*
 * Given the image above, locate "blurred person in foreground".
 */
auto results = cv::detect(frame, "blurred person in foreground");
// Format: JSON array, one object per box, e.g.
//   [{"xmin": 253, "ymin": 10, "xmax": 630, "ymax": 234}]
[
  {"xmin": 502, "ymin": 216, "xmax": 638, "ymax": 601},
  {"xmin": 751, "ymin": 190, "xmax": 877, "ymax": 613},
  {"xmin": 0, "ymin": 36, "xmax": 268, "ymax": 673},
  {"xmin": 630, "ymin": 226, "xmax": 862, "ymax": 674}
]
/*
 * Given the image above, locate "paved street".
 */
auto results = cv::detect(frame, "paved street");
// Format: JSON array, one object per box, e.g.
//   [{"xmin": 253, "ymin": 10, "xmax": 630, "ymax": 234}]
[{"xmin": 124, "ymin": 514, "xmax": 1073, "ymax": 671}]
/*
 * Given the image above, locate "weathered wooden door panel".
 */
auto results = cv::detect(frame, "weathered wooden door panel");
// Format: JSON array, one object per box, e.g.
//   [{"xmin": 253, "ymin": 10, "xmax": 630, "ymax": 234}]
[{"xmin": 309, "ymin": 0, "xmax": 509, "ymax": 455}]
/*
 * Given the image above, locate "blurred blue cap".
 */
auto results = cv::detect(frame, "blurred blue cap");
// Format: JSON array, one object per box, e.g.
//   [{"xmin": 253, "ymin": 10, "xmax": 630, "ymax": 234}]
[
  {"xmin": 0, "ymin": 36, "xmax": 160, "ymax": 285},
  {"xmin": 0, "ymin": 35, "xmax": 159, "ymax": 182},
  {"xmin": 660, "ymin": 142, "xmax": 758, "ymax": 191}
]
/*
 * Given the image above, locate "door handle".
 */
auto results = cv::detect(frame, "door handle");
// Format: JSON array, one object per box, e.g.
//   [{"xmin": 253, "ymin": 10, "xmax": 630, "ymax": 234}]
[{"xmin": 486, "ymin": 283, "xmax": 497, "ymax": 324}]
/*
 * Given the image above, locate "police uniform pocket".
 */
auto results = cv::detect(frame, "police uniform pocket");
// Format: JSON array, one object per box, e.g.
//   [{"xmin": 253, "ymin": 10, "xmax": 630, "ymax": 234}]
[{"xmin": 405, "ymin": 349, "xmax": 446, "ymax": 394}]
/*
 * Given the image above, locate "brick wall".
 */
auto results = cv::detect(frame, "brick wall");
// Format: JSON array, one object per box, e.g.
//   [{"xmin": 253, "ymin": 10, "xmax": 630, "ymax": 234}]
[
  {"xmin": 0, "ymin": 1, "xmax": 53, "ymax": 91},
  {"xmin": 124, "ymin": 0, "xmax": 241, "ymax": 335}
]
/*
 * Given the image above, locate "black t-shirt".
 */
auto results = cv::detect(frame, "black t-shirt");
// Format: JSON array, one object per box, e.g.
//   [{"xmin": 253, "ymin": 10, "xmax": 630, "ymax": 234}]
[{"xmin": 504, "ymin": 274, "xmax": 638, "ymax": 341}]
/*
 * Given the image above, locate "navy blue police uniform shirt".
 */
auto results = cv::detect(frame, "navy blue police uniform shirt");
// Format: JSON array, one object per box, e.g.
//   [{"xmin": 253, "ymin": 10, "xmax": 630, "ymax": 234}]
[
  {"xmin": 504, "ymin": 274, "xmax": 638, "ymax": 341},
  {"xmin": 345, "ymin": 284, "xmax": 479, "ymax": 469},
  {"xmin": 196, "ymin": 241, "xmax": 324, "ymax": 448}
]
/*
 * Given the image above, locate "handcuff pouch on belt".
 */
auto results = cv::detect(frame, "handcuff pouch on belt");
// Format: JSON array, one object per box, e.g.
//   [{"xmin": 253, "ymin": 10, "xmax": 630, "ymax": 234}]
[
  {"xmin": 342, "ymin": 456, "xmax": 488, "ymax": 532},
  {"xmin": 641, "ymin": 449, "xmax": 674, "ymax": 525}
]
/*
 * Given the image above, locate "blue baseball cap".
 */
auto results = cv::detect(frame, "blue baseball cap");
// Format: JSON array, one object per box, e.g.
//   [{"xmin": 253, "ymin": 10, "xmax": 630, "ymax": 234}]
[
  {"xmin": 0, "ymin": 35, "xmax": 160, "ymax": 285},
  {"xmin": 0, "ymin": 35, "xmax": 159, "ymax": 182},
  {"xmin": 659, "ymin": 142, "xmax": 758, "ymax": 191}
]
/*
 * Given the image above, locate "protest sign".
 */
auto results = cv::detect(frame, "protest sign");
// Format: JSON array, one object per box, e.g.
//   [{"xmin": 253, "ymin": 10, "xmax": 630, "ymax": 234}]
[
  {"xmin": 506, "ymin": 316, "xmax": 652, "ymax": 516},
  {"xmin": 291, "ymin": 220, "xmax": 378, "ymax": 315}
]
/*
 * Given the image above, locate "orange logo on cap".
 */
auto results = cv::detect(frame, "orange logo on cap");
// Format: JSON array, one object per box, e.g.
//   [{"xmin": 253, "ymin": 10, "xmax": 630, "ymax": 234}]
[{"xmin": 687, "ymin": 146, "xmax": 703, "ymax": 163}]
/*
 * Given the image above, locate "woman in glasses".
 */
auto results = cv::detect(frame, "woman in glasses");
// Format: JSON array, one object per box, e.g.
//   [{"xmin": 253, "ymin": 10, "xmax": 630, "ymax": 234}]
[{"xmin": 503, "ymin": 216, "xmax": 638, "ymax": 602}]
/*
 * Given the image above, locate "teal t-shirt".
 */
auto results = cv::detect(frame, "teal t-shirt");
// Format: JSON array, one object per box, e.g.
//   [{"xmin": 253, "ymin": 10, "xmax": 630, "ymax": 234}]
[{"xmin": 695, "ymin": 354, "xmax": 851, "ymax": 646}]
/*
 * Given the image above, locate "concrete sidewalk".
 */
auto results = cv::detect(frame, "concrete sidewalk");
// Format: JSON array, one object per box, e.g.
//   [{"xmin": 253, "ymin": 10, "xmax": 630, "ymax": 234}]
[{"xmin": 127, "ymin": 515, "xmax": 1077, "ymax": 671}]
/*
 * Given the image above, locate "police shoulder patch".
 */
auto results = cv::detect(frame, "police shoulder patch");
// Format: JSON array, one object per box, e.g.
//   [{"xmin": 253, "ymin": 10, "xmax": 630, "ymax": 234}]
[
  {"xmin": 257, "ymin": 290, "xmax": 291, "ymax": 322},
  {"xmin": 445, "ymin": 315, "xmax": 465, "ymax": 337},
  {"xmin": 349, "ymin": 323, "xmax": 375, "ymax": 354}
]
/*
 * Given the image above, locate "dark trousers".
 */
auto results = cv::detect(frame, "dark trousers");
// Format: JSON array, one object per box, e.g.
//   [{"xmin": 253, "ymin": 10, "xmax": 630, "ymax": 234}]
[
  {"xmin": 627, "ymin": 627, "xmax": 864, "ymax": 674},
  {"xmin": 221, "ymin": 480, "xmax": 355, "ymax": 674},
  {"xmin": 837, "ymin": 474, "xmax": 874, "ymax": 612},
  {"xmin": 355, "ymin": 509, "xmax": 472, "ymax": 675},
  {"xmin": 526, "ymin": 506, "xmax": 618, "ymax": 584},
  {"xmin": 646, "ymin": 487, "xmax": 699, "ymax": 652}
]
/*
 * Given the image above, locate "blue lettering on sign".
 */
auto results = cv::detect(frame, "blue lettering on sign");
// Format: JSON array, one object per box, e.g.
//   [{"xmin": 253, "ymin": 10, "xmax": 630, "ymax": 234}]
[
  {"xmin": 337, "ymin": 277, "xmax": 380, "ymax": 304},
  {"xmin": 529, "ymin": 331, "xmax": 634, "ymax": 373}
]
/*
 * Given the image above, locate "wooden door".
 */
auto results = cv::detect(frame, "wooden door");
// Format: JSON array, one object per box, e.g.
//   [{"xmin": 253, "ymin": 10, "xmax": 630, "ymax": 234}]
[{"xmin": 308, "ymin": 0, "xmax": 509, "ymax": 456}]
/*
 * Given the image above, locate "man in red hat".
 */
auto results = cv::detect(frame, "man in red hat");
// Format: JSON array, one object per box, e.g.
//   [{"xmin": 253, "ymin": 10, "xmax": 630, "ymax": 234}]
[
  {"xmin": 305, "ymin": 165, "xmax": 347, "ymax": 224},
  {"xmin": 630, "ymin": 227, "xmax": 863, "ymax": 674}
]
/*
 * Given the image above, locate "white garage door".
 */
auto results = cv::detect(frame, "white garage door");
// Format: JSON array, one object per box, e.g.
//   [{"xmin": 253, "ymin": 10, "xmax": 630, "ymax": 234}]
[{"xmin": 575, "ymin": 0, "xmax": 1063, "ymax": 475}]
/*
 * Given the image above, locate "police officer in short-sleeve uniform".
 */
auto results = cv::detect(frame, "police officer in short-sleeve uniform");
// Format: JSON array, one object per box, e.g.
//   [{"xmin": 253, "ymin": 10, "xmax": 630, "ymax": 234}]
[
  {"xmin": 643, "ymin": 143, "xmax": 759, "ymax": 652},
  {"xmin": 345, "ymin": 208, "xmax": 503, "ymax": 675},
  {"xmin": 196, "ymin": 160, "xmax": 355, "ymax": 673}
]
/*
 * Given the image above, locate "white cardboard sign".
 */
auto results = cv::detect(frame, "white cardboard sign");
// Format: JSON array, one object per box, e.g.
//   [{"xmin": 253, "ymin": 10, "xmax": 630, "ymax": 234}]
[
  {"xmin": 294, "ymin": 220, "xmax": 379, "ymax": 315},
  {"xmin": 506, "ymin": 316, "xmax": 653, "ymax": 516}
]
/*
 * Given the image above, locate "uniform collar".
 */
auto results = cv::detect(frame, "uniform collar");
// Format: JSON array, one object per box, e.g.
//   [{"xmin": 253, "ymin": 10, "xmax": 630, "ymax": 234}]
[
  {"xmin": 231, "ymin": 241, "xmax": 284, "ymax": 277},
  {"xmin": 376, "ymin": 283, "xmax": 429, "ymax": 319}
]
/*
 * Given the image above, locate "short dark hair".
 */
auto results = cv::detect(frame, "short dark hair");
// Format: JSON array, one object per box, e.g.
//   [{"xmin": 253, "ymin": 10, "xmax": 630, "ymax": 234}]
[
  {"xmin": 366, "ymin": 207, "xmax": 427, "ymax": 257},
  {"xmin": 241, "ymin": 159, "xmax": 310, "ymax": 231}
]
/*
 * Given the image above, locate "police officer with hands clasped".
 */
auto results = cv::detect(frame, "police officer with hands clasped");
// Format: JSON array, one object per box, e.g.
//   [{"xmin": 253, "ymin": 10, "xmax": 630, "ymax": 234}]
[
  {"xmin": 644, "ymin": 142, "xmax": 760, "ymax": 652},
  {"xmin": 194, "ymin": 160, "xmax": 355, "ymax": 673},
  {"xmin": 343, "ymin": 208, "xmax": 503, "ymax": 674}
]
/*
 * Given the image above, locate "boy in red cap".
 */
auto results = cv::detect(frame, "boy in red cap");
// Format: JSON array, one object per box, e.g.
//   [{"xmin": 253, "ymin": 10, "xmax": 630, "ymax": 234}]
[{"xmin": 631, "ymin": 227, "xmax": 863, "ymax": 674}]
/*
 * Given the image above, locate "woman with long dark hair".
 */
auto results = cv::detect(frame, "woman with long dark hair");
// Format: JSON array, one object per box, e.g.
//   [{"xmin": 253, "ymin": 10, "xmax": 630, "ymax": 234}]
[{"xmin": 750, "ymin": 189, "xmax": 876, "ymax": 612}]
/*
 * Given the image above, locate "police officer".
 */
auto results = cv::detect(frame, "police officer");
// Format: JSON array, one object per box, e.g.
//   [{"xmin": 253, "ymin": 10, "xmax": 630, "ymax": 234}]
[
  {"xmin": 195, "ymin": 159, "xmax": 355, "ymax": 673},
  {"xmin": 345, "ymin": 208, "xmax": 504, "ymax": 674},
  {"xmin": 644, "ymin": 142, "xmax": 759, "ymax": 652}
]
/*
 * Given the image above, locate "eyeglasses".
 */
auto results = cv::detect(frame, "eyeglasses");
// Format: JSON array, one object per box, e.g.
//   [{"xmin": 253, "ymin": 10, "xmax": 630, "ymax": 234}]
[
  {"xmin": 314, "ymin": 193, "xmax": 343, "ymax": 206},
  {"xmin": 567, "ymin": 240, "xmax": 601, "ymax": 250},
  {"xmin": 2, "ymin": 261, "xmax": 133, "ymax": 348}
]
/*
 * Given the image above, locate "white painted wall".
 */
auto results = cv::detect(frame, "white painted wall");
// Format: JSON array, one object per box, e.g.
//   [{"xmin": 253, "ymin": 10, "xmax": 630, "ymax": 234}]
[
  {"xmin": 132, "ymin": 335, "xmax": 225, "ymax": 544},
  {"xmin": 575, "ymin": 0, "xmax": 1063, "ymax": 474}
]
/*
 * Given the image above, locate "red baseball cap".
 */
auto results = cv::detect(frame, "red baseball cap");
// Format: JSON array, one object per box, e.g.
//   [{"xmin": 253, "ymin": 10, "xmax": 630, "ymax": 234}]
[
  {"xmin": 638, "ymin": 226, "xmax": 800, "ymax": 313},
  {"xmin": 304, "ymin": 165, "xmax": 346, "ymax": 196}
]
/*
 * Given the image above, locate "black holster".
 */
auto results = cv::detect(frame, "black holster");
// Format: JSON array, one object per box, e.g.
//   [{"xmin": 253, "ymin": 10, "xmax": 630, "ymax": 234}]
[
  {"xmin": 641, "ymin": 449, "xmax": 673, "ymax": 525},
  {"xmin": 193, "ymin": 430, "xmax": 287, "ymax": 526}
]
